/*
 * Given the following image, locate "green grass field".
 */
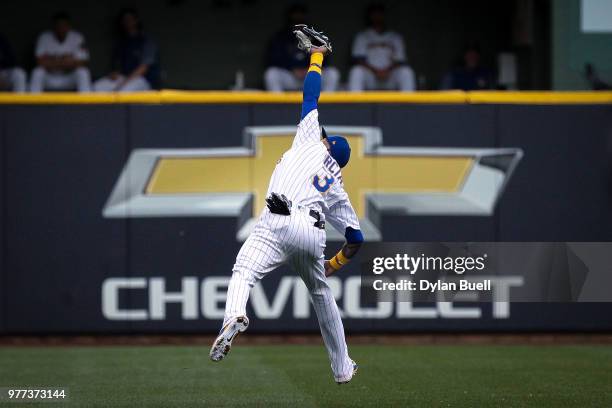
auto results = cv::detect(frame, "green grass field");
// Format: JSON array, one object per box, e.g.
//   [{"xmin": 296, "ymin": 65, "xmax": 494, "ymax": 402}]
[{"xmin": 0, "ymin": 344, "xmax": 611, "ymax": 407}]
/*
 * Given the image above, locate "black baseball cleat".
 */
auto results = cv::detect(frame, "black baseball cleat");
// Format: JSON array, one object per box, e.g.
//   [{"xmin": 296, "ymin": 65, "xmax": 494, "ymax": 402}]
[
  {"xmin": 336, "ymin": 360, "xmax": 358, "ymax": 384},
  {"xmin": 209, "ymin": 316, "xmax": 249, "ymax": 362}
]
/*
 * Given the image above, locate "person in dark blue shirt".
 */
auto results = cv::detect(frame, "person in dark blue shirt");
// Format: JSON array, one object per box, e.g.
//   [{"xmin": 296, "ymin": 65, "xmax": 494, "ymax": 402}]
[
  {"xmin": 441, "ymin": 45, "xmax": 495, "ymax": 91},
  {"xmin": 0, "ymin": 34, "xmax": 27, "ymax": 92},
  {"xmin": 94, "ymin": 8, "xmax": 160, "ymax": 92},
  {"xmin": 264, "ymin": 4, "xmax": 339, "ymax": 91}
]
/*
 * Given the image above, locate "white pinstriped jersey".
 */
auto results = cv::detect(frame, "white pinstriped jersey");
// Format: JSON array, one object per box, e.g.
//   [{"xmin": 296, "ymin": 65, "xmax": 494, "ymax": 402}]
[
  {"xmin": 222, "ymin": 67, "xmax": 357, "ymax": 382},
  {"xmin": 266, "ymin": 109, "xmax": 360, "ymax": 234}
]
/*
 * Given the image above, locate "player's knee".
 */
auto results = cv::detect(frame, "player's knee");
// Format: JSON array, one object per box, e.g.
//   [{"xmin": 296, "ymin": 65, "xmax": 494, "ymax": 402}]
[
  {"xmin": 324, "ymin": 67, "xmax": 340, "ymax": 82},
  {"xmin": 308, "ymin": 285, "xmax": 336, "ymax": 307},
  {"xmin": 307, "ymin": 273, "xmax": 331, "ymax": 293},
  {"xmin": 308, "ymin": 285, "xmax": 326, "ymax": 299},
  {"xmin": 231, "ymin": 265, "xmax": 255, "ymax": 285},
  {"xmin": 349, "ymin": 65, "xmax": 367, "ymax": 80},
  {"xmin": 393, "ymin": 66, "xmax": 416, "ymax": 90},
  {"xmin": 264, "ymin": 67, "xmax": 276, "ymax": 79},
  {"xmin": 31, "ymin": 66, "xmax": 46, "ymax": 78},
  {"xmin": 397, "ymin": 66, "xmax": 415, "ymax": 79},
  {"xmin": 12, "ymin": 68, "xmax": 26, "ymax": 81},
  {"xmin": 348, "ymin": 66, "xmax": 368, "ymax": 91},
  {"xmin": 93, "ymin": 79, "xmax": 108, "ymax": 92},
  {"xmin": 74, "ymin": 67, "xmax": 91, "ymax": 79}
]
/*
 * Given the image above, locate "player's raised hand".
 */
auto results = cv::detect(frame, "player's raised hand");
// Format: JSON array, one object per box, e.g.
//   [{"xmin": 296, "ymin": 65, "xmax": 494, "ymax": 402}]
[
  {"xmin": 310, "ymin": 46, "xmax": 329, "ymax": 55},
  {"xmin": 293, "ymin": 24, "xmax": 333, "ymax": 54}
]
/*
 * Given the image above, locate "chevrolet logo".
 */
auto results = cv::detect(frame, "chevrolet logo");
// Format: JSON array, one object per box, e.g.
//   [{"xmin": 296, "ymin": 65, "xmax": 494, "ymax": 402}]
[{"xmin": 103, "ymin": 126, "xmax": 522, "ymax": 241}]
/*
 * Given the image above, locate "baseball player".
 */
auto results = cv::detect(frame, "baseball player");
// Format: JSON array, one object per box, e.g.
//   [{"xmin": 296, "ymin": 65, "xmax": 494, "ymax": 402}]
[
  {"xmin": 30, "ymin": 12, "xmax": 91, "ymax": 93},
  {"xmin": 348, "ymin": 4, "xmax": 415, "ymax": 91},
  {"xmin": 210, "ymin": 25, "xmax": 364, "ymax": 384}
]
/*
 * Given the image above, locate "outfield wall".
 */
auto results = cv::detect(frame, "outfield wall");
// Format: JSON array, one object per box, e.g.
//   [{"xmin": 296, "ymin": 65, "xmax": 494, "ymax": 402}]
[{"xmin": 1, "ymin": 92, "xmax": 612, "ymax": 334}]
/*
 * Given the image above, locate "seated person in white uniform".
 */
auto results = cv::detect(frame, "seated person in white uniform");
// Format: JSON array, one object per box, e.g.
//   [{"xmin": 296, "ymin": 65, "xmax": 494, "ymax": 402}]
[
  {"xmin": 348, "ymin": 3, "xmax": 415, "ymax": 91},
  {"xmin": 264, "ymin": 4, "xmax": 339, "ymax": 92},
  {"xmin": 30, "ymin": 12, "xmax": 91, "ymax": 93}
]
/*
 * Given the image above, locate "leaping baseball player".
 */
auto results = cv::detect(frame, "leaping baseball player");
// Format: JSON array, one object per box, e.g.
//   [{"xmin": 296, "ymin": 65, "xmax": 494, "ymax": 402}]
[{"xmin": 210, "ymin": 25, "xmax": 364, "ymax": 384}]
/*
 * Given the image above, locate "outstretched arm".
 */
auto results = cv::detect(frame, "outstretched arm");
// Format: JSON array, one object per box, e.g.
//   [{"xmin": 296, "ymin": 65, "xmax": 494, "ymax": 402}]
[
  {"xmin": 324, "ymin": 228, "xmax": 364, "ymax": 277},
  {"xmin": 301, "ymin": 48, "xmax": 326, "ymax": 120}
]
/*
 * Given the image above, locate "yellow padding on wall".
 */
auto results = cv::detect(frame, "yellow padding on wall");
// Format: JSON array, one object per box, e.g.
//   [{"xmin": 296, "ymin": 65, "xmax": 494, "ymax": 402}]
[
  {"xmin": 468, "ymin": 91, "xmax": 612, "ymax": 104},
  {"xmin": 0, "ymin": 90, "xmax": 611, "ymax": 105},
  {"xmin": 0, "ymin": 90, "xmax": 466, "ymax": 104}
]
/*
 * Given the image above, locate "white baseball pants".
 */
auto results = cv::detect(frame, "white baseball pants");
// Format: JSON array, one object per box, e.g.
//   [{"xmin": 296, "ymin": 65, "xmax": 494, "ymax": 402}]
[
  {"xmin": 93, "ymin": 75, "xmax": 151, "ymax": 92},
  {"xmin": 348, "ymin": 65, "xmax": 416, "ymax": 91},
  {"xmin": 222, "ymin": 207, "xmax": 354, "ymax": 382},
  {"xmin": 264, "ymin": 67, "xmax": 340, "ymax": 92},
  {"xmin": 30, "ymin": 67, "xmax": 91, "ymax": 92},
  {"xmin": 0, "ymin": 68, "xmax": 27, "ymax": 92}
]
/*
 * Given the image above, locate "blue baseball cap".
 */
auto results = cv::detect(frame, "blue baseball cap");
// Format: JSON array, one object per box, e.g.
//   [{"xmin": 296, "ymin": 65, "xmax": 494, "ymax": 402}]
[{"xmin": 322, "ymin": 127, "xmax": 351, "ymax": 168}]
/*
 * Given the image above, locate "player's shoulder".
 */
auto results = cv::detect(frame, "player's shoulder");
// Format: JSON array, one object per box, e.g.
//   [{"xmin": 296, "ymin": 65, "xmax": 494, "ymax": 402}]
[
  {"xmin": 355, "ymin": 29, "xmax": 375, "ymax": 40},
  {"xmin": 386, "ymin": 30, "xmax": 403, "ymax": 41},
  {"xmin": 37, "ymin": 31, "xmax": 54, "ymax": 42},
  {"xmin": 68, "ymin": 30, "xmax": 86, "ymax": 42}
]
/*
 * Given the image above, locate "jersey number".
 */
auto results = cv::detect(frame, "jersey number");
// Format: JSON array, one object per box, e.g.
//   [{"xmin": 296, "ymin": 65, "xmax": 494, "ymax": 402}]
[{"xmin": 313, "ymin": 175, "xmax": 334, "ymax": 192}]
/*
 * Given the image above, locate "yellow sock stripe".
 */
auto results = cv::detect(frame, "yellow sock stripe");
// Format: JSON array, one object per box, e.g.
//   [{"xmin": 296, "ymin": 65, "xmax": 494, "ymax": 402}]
[{"xmin": 308, "ymin": 52, "xmax": 324, "ymax": 74}]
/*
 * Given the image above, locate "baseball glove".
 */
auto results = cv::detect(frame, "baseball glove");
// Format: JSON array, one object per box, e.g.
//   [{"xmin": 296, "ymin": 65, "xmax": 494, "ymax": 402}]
[
  {"xmin": 266, "ymin": 193, "xmax": 292, "ymax": 215},
  {"xmin": 293, "ymin": 24, "xmax": 333, "ymax": 54}
]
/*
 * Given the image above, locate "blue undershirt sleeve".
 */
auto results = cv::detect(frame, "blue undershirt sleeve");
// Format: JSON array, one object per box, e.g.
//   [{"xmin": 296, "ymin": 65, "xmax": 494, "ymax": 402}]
[
  {"xmin": 301, "ymin": 71, "xmax": 321, "ymax": 120},
  {"xmin": 345, "ymin": 227, "xmax": 364, "ymax": 244}
]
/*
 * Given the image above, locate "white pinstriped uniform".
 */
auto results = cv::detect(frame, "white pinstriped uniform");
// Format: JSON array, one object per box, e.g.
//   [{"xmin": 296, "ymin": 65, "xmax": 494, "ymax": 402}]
[{"xmin": 222, "ymin": 109, "xmax": 360, "ymax": 382}]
